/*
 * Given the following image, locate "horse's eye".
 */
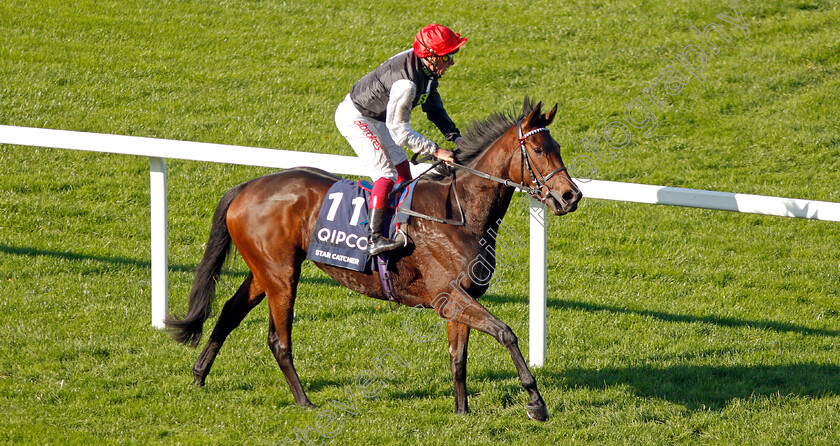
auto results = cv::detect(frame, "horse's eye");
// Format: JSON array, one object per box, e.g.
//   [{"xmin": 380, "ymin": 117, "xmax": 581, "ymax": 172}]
[{"xmin": 533, "ymin": 146, "xmax": 544, "ymax": 155}]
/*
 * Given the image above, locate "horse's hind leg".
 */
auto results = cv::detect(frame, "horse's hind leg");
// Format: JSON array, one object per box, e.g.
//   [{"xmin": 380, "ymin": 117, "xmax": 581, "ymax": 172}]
[
  {"xmin": 193, "ymin": 273, "xmax": 265, "ymax": 386},
  {"xmin": 263, "ymin": 256, "xmax": 314, "ymax": 407},
  {"xmin": 267, "ymin": 306, "xmax": 313, "ymax": 407}
]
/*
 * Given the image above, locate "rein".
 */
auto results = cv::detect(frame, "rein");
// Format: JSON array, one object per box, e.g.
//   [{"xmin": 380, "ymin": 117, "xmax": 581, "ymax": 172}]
[
  {"xmin": 393, "ymin": 159, "xmax": 467, "ymax": 226},
  {"xmin": 392, "ymin": 120, "xmax": 563, "ymax": 226}
]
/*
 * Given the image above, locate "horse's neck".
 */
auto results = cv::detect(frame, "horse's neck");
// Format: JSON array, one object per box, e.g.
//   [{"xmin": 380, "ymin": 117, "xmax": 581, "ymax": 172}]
[
  {"xmin": 462, "ymin": 136, "xmax": 519, "ymax": 228},
  {"xmin": 456, "ymin": 162, "xmax": 514, "ymax": 233}
]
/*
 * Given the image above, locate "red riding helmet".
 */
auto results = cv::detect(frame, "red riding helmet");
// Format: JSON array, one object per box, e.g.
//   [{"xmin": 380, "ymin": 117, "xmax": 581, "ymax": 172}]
[{"xmin": 413, "ymin": 24, "xmax": 467, "ymax": 58}]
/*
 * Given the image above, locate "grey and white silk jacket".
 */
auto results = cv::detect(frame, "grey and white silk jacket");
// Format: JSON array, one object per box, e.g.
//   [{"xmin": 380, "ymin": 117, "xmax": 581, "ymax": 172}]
[{"xmin": 349, "ymin": 50, "xmax": 460, "ymax": 156}]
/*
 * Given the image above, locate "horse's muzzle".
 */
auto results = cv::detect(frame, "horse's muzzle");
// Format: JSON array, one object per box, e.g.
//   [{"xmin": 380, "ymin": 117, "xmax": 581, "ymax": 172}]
[{"xmin": 545, "ymin": 187, "xmax": 582, "ymax": 216}]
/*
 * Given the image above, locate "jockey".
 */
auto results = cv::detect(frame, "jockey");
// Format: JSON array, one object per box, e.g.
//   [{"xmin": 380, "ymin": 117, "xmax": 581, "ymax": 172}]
[{"xmin": 335, "ymin": 23, "xmax": 466, "ymax": 256}]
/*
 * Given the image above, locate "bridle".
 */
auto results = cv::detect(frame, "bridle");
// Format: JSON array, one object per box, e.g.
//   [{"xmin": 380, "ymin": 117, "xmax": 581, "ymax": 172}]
[
  {"xmin": 395, "ymin": 120, "xmax": 571, "ymax": 225},
  {"xmin": 445, "ymin": 120, "xmax": 568, "ymax": 200},
  {"xmin": 516, "ymin": 120, "xmax": 569, "ymax": 203}
]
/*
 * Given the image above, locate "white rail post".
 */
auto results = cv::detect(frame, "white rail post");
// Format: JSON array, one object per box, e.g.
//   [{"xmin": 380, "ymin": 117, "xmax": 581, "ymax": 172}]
[
  {"xmin": 528, "ymin": 198, "xmax": 547, "ymax": 367},
  {"xmin": 149, "ymin": 157, "xmax": 168, "ymax": 329}
]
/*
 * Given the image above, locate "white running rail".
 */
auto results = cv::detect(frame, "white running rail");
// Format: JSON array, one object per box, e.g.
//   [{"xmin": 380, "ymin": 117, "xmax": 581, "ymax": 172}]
[{"xmin": 4, "ymin": 125, "xmax": 840, "ymax": 368}]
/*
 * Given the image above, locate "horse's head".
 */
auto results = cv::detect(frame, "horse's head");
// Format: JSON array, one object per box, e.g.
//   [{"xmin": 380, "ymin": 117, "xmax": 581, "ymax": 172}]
[{"xmin": 507, "ymin": 100, "xmax": 582, "ymax": 216}]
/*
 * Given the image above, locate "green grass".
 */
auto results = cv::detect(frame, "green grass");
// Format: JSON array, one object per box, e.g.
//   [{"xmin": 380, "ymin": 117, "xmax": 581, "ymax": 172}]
[{"xmin": 2, "ymin": 0, "xmax": 840, "ymax": 444}]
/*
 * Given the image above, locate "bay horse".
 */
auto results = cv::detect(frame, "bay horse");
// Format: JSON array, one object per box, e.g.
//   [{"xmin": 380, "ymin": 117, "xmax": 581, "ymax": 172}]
[{"xmin": 165, "ymin": 98, "xmax": 582, "ymax": 421}]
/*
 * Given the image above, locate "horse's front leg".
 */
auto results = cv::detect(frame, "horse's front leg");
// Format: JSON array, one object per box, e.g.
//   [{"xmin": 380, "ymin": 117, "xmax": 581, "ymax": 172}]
[
  {"xmin": 446, "ymin": 320, "xmax": 470, "ymax": 414},
  {"xmin": 440, "ymin": 297, "xmax": 548, "ymax": 422}
]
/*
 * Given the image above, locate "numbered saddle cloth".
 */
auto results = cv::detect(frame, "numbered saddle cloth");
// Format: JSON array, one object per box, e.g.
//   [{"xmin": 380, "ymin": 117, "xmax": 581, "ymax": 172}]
[{"xmin": 305, "ymin": 179, "xmax": 416, "ymax": 272}]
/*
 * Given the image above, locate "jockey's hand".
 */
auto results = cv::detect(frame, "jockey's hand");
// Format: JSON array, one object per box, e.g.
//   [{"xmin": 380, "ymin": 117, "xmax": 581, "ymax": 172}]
[{"xmin": 433, "ymin": 146, "xmax": 455, "ymax": 165}]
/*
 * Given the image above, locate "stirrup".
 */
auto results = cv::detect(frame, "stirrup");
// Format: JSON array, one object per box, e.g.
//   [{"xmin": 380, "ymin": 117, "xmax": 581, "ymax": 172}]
[
  {"xmin": 393, "ymin": 228, "xmax": 412, "ymax": 248},
  {"xmin": 367, "ymin": 234, "xmax": 404, "ymax": 256}
]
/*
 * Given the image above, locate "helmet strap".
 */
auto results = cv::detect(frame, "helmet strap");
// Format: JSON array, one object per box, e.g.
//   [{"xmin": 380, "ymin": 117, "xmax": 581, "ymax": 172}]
[{"xmin": 420, "ymin": 57, "xmax": 441, "ymax": 78}]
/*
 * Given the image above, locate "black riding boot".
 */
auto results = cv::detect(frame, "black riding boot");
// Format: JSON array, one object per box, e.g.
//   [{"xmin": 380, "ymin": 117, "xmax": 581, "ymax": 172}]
[{"xmin": 367, "ymin": 208, "xmax": 404, "ymax": 256}]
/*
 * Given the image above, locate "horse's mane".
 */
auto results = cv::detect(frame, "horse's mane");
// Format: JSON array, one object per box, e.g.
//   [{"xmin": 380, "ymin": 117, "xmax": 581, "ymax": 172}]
[{"xmin": 426, "ymin": 97, "xmax": 539, "ymax": 181}]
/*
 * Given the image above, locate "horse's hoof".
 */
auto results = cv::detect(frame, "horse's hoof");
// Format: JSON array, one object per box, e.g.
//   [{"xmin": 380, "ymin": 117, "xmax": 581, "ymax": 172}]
[
  {"xmin": 192, "ymin": 368, "xmax": 206, "ymax": 387},
  {"xmin": 526, "ymin": 403, "xmax": 548, "ymax": 422}
]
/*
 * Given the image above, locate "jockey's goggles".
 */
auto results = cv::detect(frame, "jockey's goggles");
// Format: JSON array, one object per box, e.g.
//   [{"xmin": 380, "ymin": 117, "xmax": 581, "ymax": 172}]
[{"xmin": 439, "ymin": 49, "xmax": 458, "ymax": 63}]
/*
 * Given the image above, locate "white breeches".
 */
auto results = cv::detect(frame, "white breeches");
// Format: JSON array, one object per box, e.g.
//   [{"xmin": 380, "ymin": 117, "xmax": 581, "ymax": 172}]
[{"xmin": 335, "ymin": 94, "xmax": 407, "ymax": 181}]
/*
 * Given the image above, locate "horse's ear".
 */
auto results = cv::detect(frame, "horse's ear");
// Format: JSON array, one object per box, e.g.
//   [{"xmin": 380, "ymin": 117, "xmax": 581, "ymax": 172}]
[
  {"xmin": 544, "ymin": 103, "xmax": 558, "ymax": 126},
  {"xmin": 525, "ymin": 101, "xmax": 543, "ymax": 126}
]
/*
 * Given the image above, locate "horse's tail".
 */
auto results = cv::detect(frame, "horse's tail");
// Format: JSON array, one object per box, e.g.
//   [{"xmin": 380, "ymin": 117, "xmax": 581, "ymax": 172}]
[{"xmin": 164, "ymin": 182, "xmax": 249, "ymax": 347}]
